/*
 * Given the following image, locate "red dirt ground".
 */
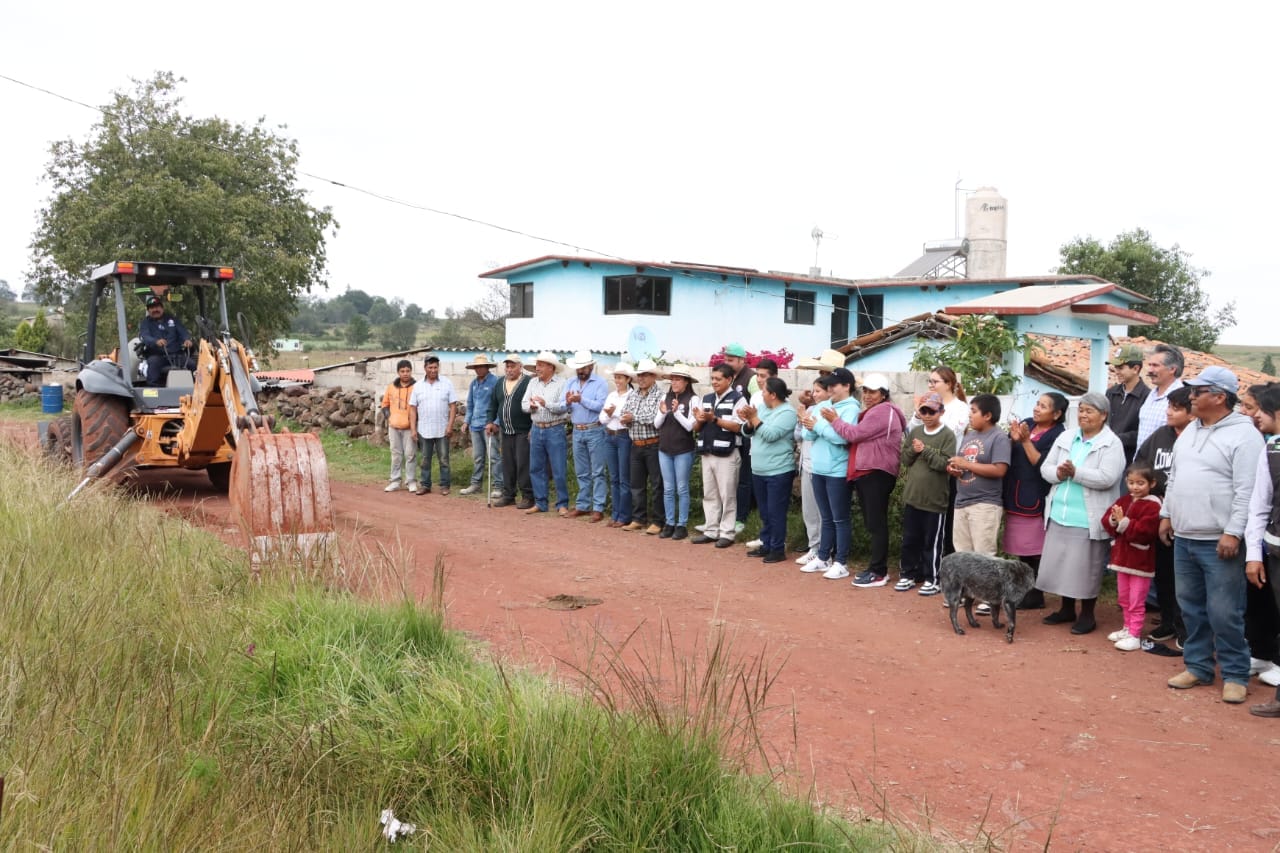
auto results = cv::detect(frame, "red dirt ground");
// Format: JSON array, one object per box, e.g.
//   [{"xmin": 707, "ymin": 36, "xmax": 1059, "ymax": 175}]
[{"xmin": 15, "ymin": 418, "xmax": 1280, "ymax": 851}]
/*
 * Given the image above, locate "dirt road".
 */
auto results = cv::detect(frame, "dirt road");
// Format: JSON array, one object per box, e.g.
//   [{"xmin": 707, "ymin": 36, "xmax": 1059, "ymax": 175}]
[{"xmin": 18, "ymin": 415, "xmax": 1277, "ymax": 850}]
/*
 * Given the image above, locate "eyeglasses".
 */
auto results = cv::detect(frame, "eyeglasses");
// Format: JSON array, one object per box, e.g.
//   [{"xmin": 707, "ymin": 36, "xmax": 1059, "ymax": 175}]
[
  {"xmin": 1190, "ymin": 385, "xmax": 1225, "ymax": 397},
  {"xmin": 926, "ymin": 378, "xmax": 940, "ymax": 385},
  {"xmin": 917, "ymin": 407, "xmax": 939, "ymax": 416}
]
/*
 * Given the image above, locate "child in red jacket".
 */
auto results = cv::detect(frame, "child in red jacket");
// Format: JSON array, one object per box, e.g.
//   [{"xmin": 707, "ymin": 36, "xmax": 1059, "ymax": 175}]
[{"xmin": 1102, "ymin": 461, "xmax": 1163, "ymax": 651}]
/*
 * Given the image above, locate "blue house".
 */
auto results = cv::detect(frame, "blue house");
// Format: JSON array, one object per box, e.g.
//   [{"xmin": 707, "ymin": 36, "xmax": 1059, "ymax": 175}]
[{"xmin": 479, "ymin": 255, "xmax": 1149, "ymax": 365}]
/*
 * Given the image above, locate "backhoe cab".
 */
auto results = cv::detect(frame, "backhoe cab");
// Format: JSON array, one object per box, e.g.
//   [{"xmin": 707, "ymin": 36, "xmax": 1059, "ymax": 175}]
[{"xmin": 46, "ymin": 261, "xmax": 335, "ymax": 557}]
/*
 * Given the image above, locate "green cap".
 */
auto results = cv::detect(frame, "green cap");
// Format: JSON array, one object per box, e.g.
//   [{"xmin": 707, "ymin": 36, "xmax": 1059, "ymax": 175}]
[{"xmin": 723, "ymin": 343, "xmax": 747, "ymax": 358}]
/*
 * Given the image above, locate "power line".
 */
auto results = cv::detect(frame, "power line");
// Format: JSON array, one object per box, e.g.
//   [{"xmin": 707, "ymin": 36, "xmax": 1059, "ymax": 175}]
[{"xmin": 1, "ymin": 71, "xmax": 1007, "ymax": 340}]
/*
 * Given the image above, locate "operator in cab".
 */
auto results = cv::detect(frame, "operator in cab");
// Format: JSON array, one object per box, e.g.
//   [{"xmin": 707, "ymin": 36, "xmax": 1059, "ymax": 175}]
[{"xmin": 138, "ymin": 294, "xmax": 196, "ymax": 386}]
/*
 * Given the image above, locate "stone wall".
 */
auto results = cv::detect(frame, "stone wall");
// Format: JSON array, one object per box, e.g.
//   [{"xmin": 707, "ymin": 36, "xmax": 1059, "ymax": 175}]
[{"xmin": 259, "ymin": 385, "xmax": 471, "ymax": 447}]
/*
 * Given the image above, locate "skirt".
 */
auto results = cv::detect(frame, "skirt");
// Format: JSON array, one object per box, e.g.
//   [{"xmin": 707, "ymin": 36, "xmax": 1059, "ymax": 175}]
[
  {"xmin": 1003, "ymin": 512, "xmax": 1046, "ymax": 557},
  {"xmin": 1036, "ymin": 520, "xmax": 1110, "ymax": 599}
]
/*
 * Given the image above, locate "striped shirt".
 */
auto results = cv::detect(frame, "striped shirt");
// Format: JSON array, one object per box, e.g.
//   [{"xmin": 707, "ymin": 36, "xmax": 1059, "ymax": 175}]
[
  {"xmin": 1136, "ymin": 380, "xmax": 1184, "ymax": 449},
  {"xmin": 623, "ymin": 384, "xmax": 663, "ymax": 441}
]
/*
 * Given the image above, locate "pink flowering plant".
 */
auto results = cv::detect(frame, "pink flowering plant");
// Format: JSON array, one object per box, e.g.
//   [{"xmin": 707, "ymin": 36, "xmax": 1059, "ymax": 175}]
[{"xmin": 708, "ymin": 347, "xmax": 794, "ymax": 369}]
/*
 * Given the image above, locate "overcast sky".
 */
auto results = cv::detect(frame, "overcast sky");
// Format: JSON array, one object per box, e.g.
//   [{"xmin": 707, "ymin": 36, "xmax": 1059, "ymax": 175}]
[{"xmin": 2, "ymin": 2, "xmax": 1274, "ymax": 345}]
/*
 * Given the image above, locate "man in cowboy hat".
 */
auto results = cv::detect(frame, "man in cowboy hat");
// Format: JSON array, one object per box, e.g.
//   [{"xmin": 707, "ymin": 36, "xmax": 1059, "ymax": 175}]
[
  {"xmin": 721, "ymin": 343, "xmax": 759, "ymax": 538},
  {"xmin": 486, "ymin": 353, "xmax": 534, "ymax": 508},
  {"xmin": 408, "ymin": 354, "xmax": 457, "ymax": 495},
  {"xmin": 460, "ymin": 354, "xmax": 503, "ymax": 497},
  {"xmin": 521, "ymin": 351, "xmax": 571, "ymax": 515},
  {"xmin": 621, "ymin": 358, "xmax": 665, "ymax": 532},
  {"xmin": 564, "ymin": 350, "xmax": 610, "ymax": 522}
]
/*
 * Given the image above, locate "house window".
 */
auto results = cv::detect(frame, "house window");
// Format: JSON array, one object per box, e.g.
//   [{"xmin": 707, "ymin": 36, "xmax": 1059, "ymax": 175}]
[
  {"xmin": 784, "ymin": 290, "xmax": 815, "ymax": 325},
  {"xmin": 509, "ymin": 282, "xmax": 534, "ymax": 318},
  {"xmin": 603, "ymin": 275, "xmax": 671, "ymax": 315},
  {"xmin": 856, "ymin": 294, "xmax": 884, "ymax": 337}
]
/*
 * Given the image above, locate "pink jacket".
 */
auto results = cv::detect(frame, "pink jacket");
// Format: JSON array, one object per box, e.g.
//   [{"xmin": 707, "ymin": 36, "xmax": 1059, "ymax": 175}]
[{"xmin": 829, "ymin": 400, "xmax": 907, "ymax": 480}]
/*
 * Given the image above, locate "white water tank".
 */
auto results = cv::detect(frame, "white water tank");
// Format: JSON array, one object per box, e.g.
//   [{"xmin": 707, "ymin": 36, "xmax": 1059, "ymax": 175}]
[{"xmin": 965, "ymin": 187, "xmax": 1007, "ymax": 278}]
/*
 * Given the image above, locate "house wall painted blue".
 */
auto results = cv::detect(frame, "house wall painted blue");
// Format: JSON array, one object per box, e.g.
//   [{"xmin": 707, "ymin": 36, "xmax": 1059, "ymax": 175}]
[{"xmin": 482, "ymin": 256, "xmax": 1019, "ymax": 363}]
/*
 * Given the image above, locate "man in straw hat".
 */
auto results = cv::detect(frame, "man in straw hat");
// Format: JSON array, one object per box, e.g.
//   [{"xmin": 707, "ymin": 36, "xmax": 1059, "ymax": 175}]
[
  {"xmin": 564, "ymin": 350, "xmax": 610, "ymax": 522},
  {"xmin": 522, "ymin": 351, "xmax": 571, "ymax": 516},
  {"xmin": 620, "ymin": 358, "xmax": 665, "ymax": 532},
  {"xmin": 460, "ymin": 354, "xmax": 503, "ymax": 497},
  {"xmin": 408, "ymin": 354, "xmax": 457, "ymax": 495},
  {"xmin": 486, "ymin": 353, "xmax": 534, "ymax": 508}
]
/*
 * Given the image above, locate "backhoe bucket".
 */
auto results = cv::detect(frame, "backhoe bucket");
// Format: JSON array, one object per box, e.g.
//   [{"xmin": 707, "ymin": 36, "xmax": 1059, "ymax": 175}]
[{"xmin": 229, "ymin": 431, "xmax": 335, "ymax": 561}]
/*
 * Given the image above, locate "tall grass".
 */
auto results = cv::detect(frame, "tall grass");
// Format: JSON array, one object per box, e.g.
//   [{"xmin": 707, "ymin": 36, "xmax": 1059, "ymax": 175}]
[{"xmin": 1, "ymin": 443, "xmax": 888, "ymax": 849}]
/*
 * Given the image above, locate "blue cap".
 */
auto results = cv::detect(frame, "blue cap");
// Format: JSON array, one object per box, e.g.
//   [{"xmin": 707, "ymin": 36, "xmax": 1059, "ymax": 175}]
[{"xmin": 1184, "ymin": 365, "xmax": 1238, "ymax": 394}]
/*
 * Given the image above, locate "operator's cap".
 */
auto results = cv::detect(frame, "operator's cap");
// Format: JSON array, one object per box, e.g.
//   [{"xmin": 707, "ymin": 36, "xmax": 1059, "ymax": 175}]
[{"xmin": 145, "ymin": 295, "xmax": 162, "ymax": 307}]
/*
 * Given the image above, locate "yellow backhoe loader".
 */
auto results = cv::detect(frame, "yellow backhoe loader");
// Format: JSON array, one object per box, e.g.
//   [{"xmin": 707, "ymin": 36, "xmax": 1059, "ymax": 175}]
[{"xmin": 44, "ymin": 261, "xmax": 334, "ymax": 557}]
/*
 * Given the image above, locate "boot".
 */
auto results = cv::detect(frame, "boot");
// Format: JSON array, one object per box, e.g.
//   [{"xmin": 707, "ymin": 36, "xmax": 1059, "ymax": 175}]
[
  {"xmin": 1017, "ymin": 588, "xmax": 1046, "ymax": 610},
  {"xmin": 1043, "ymin": 596, "xmax": 1076, "ymax": 625},
  {"xmin": 1070, "ymin": 598, "xmax": 1097, "ymax": 634}
]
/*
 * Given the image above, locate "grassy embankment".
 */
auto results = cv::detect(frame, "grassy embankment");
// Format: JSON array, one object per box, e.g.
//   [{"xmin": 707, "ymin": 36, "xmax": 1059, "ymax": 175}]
[{"xmin": 0, "ymin": 442, "xmax": 898, "ymax": 849}]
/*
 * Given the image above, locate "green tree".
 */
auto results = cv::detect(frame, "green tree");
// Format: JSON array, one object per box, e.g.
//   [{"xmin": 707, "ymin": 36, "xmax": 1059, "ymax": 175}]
[
  {"xmin": 1263, "ymin": 353, "xmax": 1277, "ymax": 376},
  {"xmin": 345, "ymin": 315, "xmax": 371, "ymax": 348},
  {"xmin": 367, "ymin": 296, "xmax": 399, "ymax": 325},
  {"xmin": 402, "ymin": 302, "xmax": 423, "ymax": 324},
  {"xmin": 379, "ymin": 318, "xmax": 419, "ymax": 351},
  {"xmin": 909, "ymin": 314, "xmax": 1042, "ymax": 395},
  {"xmin": 27, "ymin": 72, "xmax": 336, "ymax": 347},
  {"xmin": 1057, "ymin": 228, "xmax": 1233, "ymax": 352},
  {"xmin": 13, "ymin": 312, "xmax": 52, "ymax": 352},
  {"xmin": 0, "ymin": 279, "xmax": 14, "ymax": 301}
]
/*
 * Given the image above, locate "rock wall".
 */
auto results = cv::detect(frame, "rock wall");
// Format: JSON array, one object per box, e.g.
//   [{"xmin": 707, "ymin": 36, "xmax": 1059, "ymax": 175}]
[
  {"xmin": 259, "ymin": 385, "xmax": 470, "ymax": 447},
  {"xmin": 3, "ymin": 375, "xmax": 67, "ymax": 405}
]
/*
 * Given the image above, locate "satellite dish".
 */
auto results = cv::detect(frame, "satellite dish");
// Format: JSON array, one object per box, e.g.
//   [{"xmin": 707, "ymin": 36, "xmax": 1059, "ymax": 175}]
[{"xmin": 626, "ymin": 325, "xmax": 660, "ymax": 363}]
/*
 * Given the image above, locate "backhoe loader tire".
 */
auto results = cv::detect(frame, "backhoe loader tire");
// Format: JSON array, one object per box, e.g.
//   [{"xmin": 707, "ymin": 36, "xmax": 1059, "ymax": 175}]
[
  {"xmin": 72, "ymin": 391, "xmax": 138, "ymax": 483},
  {"xmin": 43, "ymin": 415, "xmax": 73, "ymax": 465},
  {"xmin": 207, "ymin": 461, "xmax": 231, "ymax": 493}
]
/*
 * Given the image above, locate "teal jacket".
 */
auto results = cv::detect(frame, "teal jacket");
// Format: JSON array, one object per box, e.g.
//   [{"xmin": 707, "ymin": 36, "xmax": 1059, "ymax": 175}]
[
  {"xmin": 803, "ymin": 396, "xmax": 862, "ymax": 477},
  {"xmin": 743, "ymin": 402, "xmax": 798, "ymax": 476}
]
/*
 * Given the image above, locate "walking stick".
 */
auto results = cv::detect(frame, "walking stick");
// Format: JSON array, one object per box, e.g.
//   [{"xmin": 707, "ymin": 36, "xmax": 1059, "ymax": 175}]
[{"xmin": 486, "ymin": 433, "xmax": 493, "ymax": 508}]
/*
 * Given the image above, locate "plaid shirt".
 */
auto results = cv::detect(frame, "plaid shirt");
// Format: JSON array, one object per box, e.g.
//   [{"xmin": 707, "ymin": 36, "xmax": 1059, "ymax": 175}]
[{"xmin": 623, "ymin": 384, "xmax": 663, "ymax": 441}]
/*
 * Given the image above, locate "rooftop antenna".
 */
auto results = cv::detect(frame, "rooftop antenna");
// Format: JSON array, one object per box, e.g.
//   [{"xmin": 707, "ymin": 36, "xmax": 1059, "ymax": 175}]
[
  {"xmin": 810, "ymin": 226, "xmax": 824, "ymax": 276},
  {"xmin": 954, "ymin": 177, "xmax": 976, "ymax": 238}
]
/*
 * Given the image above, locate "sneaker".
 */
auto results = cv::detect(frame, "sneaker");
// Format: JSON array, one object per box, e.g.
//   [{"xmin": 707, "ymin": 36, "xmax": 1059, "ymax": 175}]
[
  {"xmin": 1115, "ymin": 636, "xmax": 1141, "ymax": 651},
  {"xmin": 823, "ymin": 562, "xmax": 850, "ymax": 580},
  {"xmin": 384, "ymin": 482, "xmax": 401, "ymax": 492},
  {"xmin": 851, "ymin": 571, "xmax": 887, "ymax": 588},
  {"xmin": 1261, "ymin": 667, "xmax": 1280, "ymax": 688},
  {"xmin": 745, "ymin": 539, "xmax": 763, "ymax": 550},
  {"xmin": 800, "ymin": 556, "xmax": 829, "ymax": 574},
  {"xmin": 893, "ymin": 578, "xmax": 917, "ymax": 592},
  {"xmin": 406, "ymin": 482, "xmax": 419, "ymax": 494},
  {"xmin": 459, "ymin": 484, "xmax": 480, "ymax": 495},
  {"xmin": 490, "ymin": 489, "xmax": 504, "ymax": 499},
  {"xmin": 794, "ymin": 549, "xmax": 817, "ymax": 566},
  {"xmin": 1250, "ymin": 657, "xmax": 1274, "ymax": 676},
  {"xmin": 974, "ymin": 602, "xmax": 992, "ymax": 616},
  {"xmin": 917, "ymin": 582, "xmax": 941, "ymax": 596},
  {"xmin": 1148, "ymin": 625, "xmax": 1176, "ymax": 642},
  {"xmin": 1107, "ymin": 628, "xmax": 1131, "ymax": 643}
]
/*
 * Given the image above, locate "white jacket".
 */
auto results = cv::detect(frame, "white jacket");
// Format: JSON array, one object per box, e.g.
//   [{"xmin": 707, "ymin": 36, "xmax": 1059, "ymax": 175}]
[{"xmin": 1040, "ymin": 426, "xmax": 1126, "ymax": 540}]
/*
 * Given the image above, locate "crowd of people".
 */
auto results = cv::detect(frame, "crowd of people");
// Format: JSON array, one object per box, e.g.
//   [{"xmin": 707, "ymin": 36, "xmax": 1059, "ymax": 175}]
[{"xmin": 381, "ymin": 342, "xmax": 1280, "ymax": 716}]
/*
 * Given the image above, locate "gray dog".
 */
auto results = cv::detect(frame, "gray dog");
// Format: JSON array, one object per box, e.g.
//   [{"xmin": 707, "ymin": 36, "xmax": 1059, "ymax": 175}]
[{"xmin": 940, "ymin": 552, "xmax": 1036, "ymax": 643}]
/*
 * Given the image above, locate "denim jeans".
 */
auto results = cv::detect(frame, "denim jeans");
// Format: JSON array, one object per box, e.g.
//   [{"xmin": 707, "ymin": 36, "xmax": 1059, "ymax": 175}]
[
  {"xmin": 604, "ymin": 431, "xmax": 632, "ymax": 522},
  {"xmin": 417, "ymin": 435, "xmax": 450, "ymax": 489},
  {"xmin": 753, "ymin": 470, "xmax": 795, "ymax": 554},
  {"xmin": 1174, "ymin": 536, "xmax": 1250, "ymax": 685},
  {"xmin": 811, "ymin": 473, "xmax": 852, "ymax": 564},
  {"xmin": 572, "ymin": 425, "xmax": 608, "ymax": 511},
  {"xmin": 530, "ymin": 424, "xmax": 569, "ymax": 511},
  {"xmin": 468, "ymin": 429, "xmax": 502, "ymax": 489},
  {"xmin": 658, "ymin": 450, "xmax": 694, "ymax": 526}
]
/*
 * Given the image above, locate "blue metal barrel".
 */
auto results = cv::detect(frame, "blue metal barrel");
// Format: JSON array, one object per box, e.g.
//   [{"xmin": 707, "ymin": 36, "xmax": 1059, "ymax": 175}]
[{"xmin": 41, "ymin": 384, "xmax": 64, "ymax": 414}]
